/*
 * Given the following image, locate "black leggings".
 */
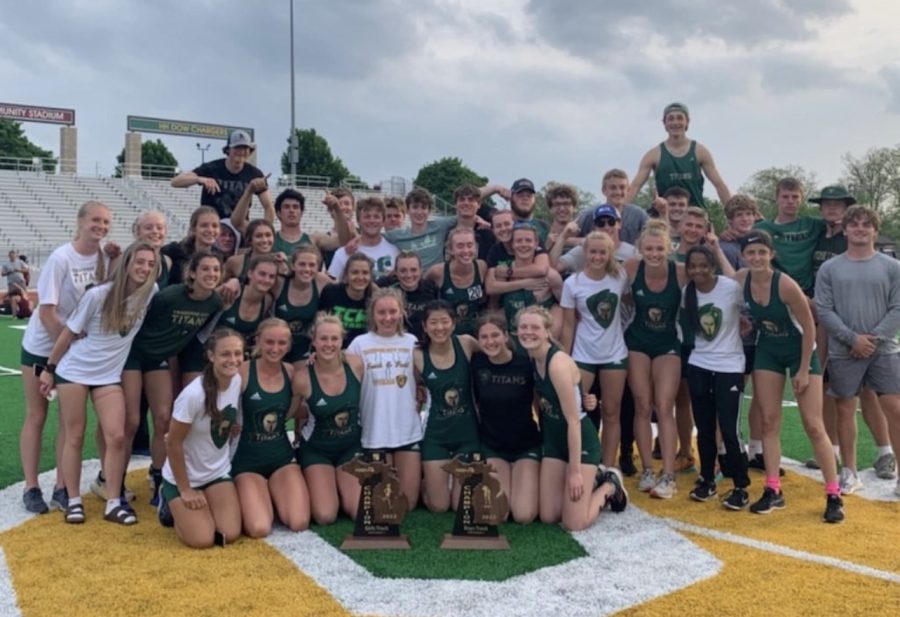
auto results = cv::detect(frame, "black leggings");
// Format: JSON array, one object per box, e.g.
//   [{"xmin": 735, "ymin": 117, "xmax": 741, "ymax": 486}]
[{"xmin": 685, "ymin": 365, "xmax": 749, "ymax": 489}]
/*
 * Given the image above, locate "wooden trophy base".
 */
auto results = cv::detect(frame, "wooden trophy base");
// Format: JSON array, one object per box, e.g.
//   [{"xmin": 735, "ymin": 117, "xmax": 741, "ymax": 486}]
[
  {"xmin": 440, "ymin": 534, "xmax": 510, "ymax": 550},
  {"xmin": 341, "ymin": 535, "xmax": 411, "ymax": 550}
]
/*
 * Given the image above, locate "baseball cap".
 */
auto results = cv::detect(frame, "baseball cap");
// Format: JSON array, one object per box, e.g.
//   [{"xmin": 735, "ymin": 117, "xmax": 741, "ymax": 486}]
[
  {"xmin": 663, "ymin": 102, "xmax": 690, "ymax": 118},
  {"xmin": 510, "ymin": 178, "xmax": 535, "ymax": 194},
  {"xmin": 592, "ymin": 204, "xmax": 621, "ymax": 223},
  {"xmin": 809, "ymin": 185, "xmax": 856, "ymax": 206},
  {"xmin": 739, "ymin": 230, "xmax": 773, "ymax": 252},
  {"xmin": 225, "ymin": 129, "xmax": 256, "ymax": 152}
]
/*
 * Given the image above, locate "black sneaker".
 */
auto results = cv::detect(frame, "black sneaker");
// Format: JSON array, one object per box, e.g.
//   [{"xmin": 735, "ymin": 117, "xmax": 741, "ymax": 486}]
[
  {"xmin": 823, "ymin": 494, "xmax": 844, "ymax": 524},
  {"xmin": 722, "ymin": 487, "xmax": 750, "ymax": 510},
  {"xmin": 747, "ymin": 453, "xmax": 785, "ymax": 477},
  {"xmin": 749, "ymin": 487, "xmax": 786, "ymax": 514},
  {"xmin": 689, "ymin": 478, "xmax": 718, "ymax": 502},
  {"xmin": 601, "ymin": 468, "xmax": 629, "ymax": 513},
  {"xmin": 619, "ymin": 453, "xmax": 637, "ymax": 477},
  {"xmin": 50, "ymin": 486, "xmax": 68, "ymax": 511},
  {"xmin": 157, "ymin": 485, "xmax": 174, "ymax": 528},
  {"xmin": 23, "ymin": 487, "xmax": 49, "ymax": 514},
  {"xmin": 149, "ymin": 467, "xmax": 163, "ymax": 507}
]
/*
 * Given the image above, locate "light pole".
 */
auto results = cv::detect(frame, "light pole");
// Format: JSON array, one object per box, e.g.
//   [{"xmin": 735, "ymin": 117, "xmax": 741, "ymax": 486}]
[
  {"xmin": 196, "ymin": 142, "xmax": 211, "ymax": 164},
  {"xmin": 289, "ymin": 0, "xmax": 298, "ymax": 186}
]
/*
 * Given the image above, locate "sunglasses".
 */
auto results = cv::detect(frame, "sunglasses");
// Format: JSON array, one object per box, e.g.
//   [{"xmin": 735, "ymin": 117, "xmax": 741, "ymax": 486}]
[{"xmin": 593, "ymin": 218, "xmax": 618, "ymax": 228}]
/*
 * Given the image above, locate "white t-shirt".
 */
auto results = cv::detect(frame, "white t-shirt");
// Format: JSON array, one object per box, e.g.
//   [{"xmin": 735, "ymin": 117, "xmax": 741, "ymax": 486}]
[
  {"xmin": 162, "ymin": 373, "xmax": 243, "ymax": 488},
  {"xmin": 347, "ymin": 332, "xmax": 422, "ymax": 449},
  {"xmin": 56, "ymin": 282, "xmax": 156, "ymax": 385},
  {"xmin": 327, "ymin": 237, "xmax": 400, "ymax": 279},
  {"xmin": 561, "ymin": 272, "xmax": 630, "ymax": 365},
  {"xmin": 684, "ymin": 276, "xmax": 745, "ymax": 373},
  {"xmin": 22, "ymin": 243, "xmax": 107, "ymax": 357}
]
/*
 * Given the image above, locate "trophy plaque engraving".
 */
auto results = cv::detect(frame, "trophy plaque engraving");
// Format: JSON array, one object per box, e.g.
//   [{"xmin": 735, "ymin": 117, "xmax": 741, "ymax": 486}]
[
  {"xmin": 440, "ymin": 453, "xmax": 510, "ymax": 550},
  {"xmin": 340, "ymin": 452, "xmax": 411, "ymax": 550}
]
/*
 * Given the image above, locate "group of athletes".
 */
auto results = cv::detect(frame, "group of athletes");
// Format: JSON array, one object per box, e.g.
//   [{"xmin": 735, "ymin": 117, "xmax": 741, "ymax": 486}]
[{"xmin": 14, "ymin": 104, "xmax": 900, "ymax": 548}]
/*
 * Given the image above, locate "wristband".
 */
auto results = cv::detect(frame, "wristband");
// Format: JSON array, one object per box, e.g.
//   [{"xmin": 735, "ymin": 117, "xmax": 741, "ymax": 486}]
[{"xmin": 45, "ymin": 363, "xmax": 57, "ymax": 375}]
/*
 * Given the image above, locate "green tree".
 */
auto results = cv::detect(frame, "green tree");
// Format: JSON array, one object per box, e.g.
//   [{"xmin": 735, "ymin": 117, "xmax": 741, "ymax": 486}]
[
  {"xmin": 841, "ymin": 146, "xmax": 900, "ymax": 215},
  {"xmin": 0, "ymin": 119, "xmax": 55, "ymax": 171},
  {"xmin": 413, "ymin": 157, "xmax": 488, "ymax": 213},
  {"xmin": 280, "ymin": 128, "xmax": 364, "ymax": 187},
  {"xmin": 738, "ymin": 165, "xmax": 819, "ymax": 221},
  {"xmin": 115, "ymin": 139, "xmax": 178, "ymax": 178}
]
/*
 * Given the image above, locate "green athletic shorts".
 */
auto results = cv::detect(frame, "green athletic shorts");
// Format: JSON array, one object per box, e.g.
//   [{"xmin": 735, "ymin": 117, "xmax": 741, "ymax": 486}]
[
  {"xmin": 20, "ymin": 348, "xmax": 48, "ymax": 368},
  {"xmin": 575, "ymin": 358, "xmax": 628, "ymax": 373},
  {"xmin": 481, "ymin": 443, "xmax": 542, "ymax": 463},
  {"xmin": 421, "ymin": 436, "xmax": 481, "ymax": 462},
  {"xmin": 123, "ymin": 346, "xmax": 169, "ymax": 373},
  {"xmin": 625, "ymin": 335, "xmax": 681, "ymax": 360},
  {"xmin": 54, "ymin": 374, "xmax": 121, "ymax": 390},
  {"xmin": 231, "ymin": 443, "xmax": 297, "ymax": 479},
  {"xmin": 160, "ymin": 477, "xmax": 232, "ymax": 503},
  {"xmin": 297, "ymin": 440, "xmax": 363, "ymax": 469},
  {"xmin": 178, "ymin": 338, "xmax": 208, "ymax": 374},
  {"xmin": 754, "ymin": 342, "xmax": 823, "ymax": 377},
  {"xmin": 542, "ymin": 416, "xmax": 602, "ymax": 465}
]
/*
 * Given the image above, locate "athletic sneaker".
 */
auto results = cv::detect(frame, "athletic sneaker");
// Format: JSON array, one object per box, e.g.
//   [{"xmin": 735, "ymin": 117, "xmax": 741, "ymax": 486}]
[
  {"xmin": 839, "ymin": 468, "xmax": 863, "ymax": 495},
  {"xmin": 749, "ymin": 487, "xmax": 786, "ymax": 514},
  {"xmin": 158, "ymin": 488, "xmax": 174, "ymax": 528},
  {"xmin": 149, "ymin": 468, "xmax": 163, "ymax": 507},
  {"xmin": 873, "ymin": 453, "xmax": 897, "ymax": 480},
  {"xmin": 895, "ymin": 481, "xmax": 900, "ymax": 498},
  {"xmin": 619, "ymin": 453, "xmax": 637, "ymax": 477},
  {"xmin": 674, "ymin": 453, "xmax": 697, "ymax": 473},
  {"xmin": 638, "ymin": 469, "xmax": 657, "ymax": 492},
  {"xmin": 90, "ymin": 473, "xmax": 136, "ymax": 502},
  {"xmin": 50, "ymin": 486, "xmax": 68, "ymax": 511},
  {"xmin": 601, "ymin": 468, "xmax": 629, "ymax": 513},
  {"xmin": 23, "ymin": 487, "xmax": 49, "ymax": 514},
  {"xmin": 804, "ymin": 457, "xmax": 820, "ymax": 470},
  {"xmin": 823, "ymin": 494, "xmax": 844, "ymax": 524},
  {"xmin": 747, "ymin": 453, "xmax": 785, "ymax": 477},
  {"xmin": 722, "ymin": 488, "xmax": 750, "ymax": 511},
  {"xmin": 690, "ymin": 478, "xmax": 717, "ymax": 502},
  {"xmin": 650, "ymin": 474, "xmax": 677, "ymax": 499}
]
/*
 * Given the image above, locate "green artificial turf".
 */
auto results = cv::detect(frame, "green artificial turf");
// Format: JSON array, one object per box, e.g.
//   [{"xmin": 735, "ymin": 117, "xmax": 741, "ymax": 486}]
[{"xmin": 311, "ymin": 509, "xmax": 586, "ymax": 581}]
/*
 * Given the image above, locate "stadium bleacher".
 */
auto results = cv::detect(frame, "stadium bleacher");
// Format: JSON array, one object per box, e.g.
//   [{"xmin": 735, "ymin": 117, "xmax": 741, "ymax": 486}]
[{"xmin": 0, "ymin": 170, "xmax": 360, "ymax": 289}]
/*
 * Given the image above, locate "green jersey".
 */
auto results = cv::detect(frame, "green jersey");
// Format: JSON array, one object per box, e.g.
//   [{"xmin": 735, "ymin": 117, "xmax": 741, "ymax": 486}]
[
  {"xmin": 743, "ymin": 271, "xmax": 802, "ymax": 344},
  {"xmin": 625, "ymin": 261, "xmax": 681, "ymax": 354},
  {"xmin": 235, "ymin": 360, "xmax": 293, "ymax": 451},
  {"xmin": 753, "ymin": 216, "xmax": 825, "ymax": 293},
  {"xmin": 422, "ymin": 336, "xmax": 479, "ymax": 445},
  {"xmin": 218, "ymin": 287, "xmax": 267, "ymax": 346},
  {"xmin": 656, "ymin": 140, "xmax": 705, "ymax": 208},
  {"xmin": 273, "ymin": 231, "xmax": 312, "ymax": 257},
  {"xmin": 439, "ymin": 262, "xmax": 486, "ymax": 336},
  {"xmin": 304, "ymin": 361, "xmax": 362, "ymax": 451},
  {"xmin": 132, "ymin": 284, "xmax": 223, "ymax": 361},
  {"xmin": 274, "ymin": 280, "xmax": 319, "ymax": 361}
]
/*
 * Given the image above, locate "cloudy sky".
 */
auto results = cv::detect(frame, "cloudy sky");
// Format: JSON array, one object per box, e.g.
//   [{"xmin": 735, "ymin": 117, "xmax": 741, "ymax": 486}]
[{"xmin": 2, "ymin": 0, "xmax": 899, "ymax": 200}]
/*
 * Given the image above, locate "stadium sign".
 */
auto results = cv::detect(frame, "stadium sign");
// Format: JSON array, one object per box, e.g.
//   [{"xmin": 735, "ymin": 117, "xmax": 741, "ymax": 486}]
[
  {"xmin": 127, "ymin": 115, "xmax": 253, "ymax": 140},
  {"xmin": 0, "ymin": 103, "xmax": 75, "ymax": 126}
]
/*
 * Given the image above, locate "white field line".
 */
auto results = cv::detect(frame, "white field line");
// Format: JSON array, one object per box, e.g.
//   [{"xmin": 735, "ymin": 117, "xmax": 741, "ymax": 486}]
[
  {"xmin": 0, "ymin": 549, "xmax": 22, "ymax": 617},
  {"xmin": 665, "ymin": 517, "xmax": 900, "ymax": 584},
  {"xmin": 0, "ymin": 366, "xmax": 21, "ymax": 377}
]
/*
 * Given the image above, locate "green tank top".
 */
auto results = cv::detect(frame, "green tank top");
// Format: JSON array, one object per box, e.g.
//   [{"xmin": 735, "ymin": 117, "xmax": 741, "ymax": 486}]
[
  {"xmin": 218, "ymin": 287, "xmax": 267, "ymax": 345},
  {"xmin": 422, "ymin": 336, "xmax": 479, "ymax": 443},
  {"xmin": 626, "ymin": 261, "xmax": 681, "ymax": 346},
  {"xmin": 237, "ymin": 360, "xmax": 293, "ymax": 448},
  {"xmin": 306, "ymin": 361, "xmax": 362, "ymax": 448},
  {"xmin": 439, "ymin": 261, "xmax": 485, "ymax": 335},
  {"xmin": 743, "ymin": 271, "xmax": 802, "ymax": 343},
  {"xmin": 156, "ymin": 257, "xmax": 171, "ymax": 289},
  {"xmin": 533, "ymin": 345, "xmax": 582, "ymax": 428},
  {"xmin": 273, "ymin": 232, "xmax": 311, "ymax": 257},
  {"xmin": 274, "ymin": 280, "xmax": 319, "ymax": 358},
  {"xmin": 656, "ymin": 140, "xmax": 705, "ymax": 208},
  {"xmin": 501, "ymin": 289, "xmax": 555, "ymax": 333}
]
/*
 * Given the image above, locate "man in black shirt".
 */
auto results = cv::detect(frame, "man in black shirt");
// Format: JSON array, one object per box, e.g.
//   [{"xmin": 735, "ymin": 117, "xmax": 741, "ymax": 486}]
[{"xmin": 171, "ymin": 129, "xmax": 273, "ymax": 221}]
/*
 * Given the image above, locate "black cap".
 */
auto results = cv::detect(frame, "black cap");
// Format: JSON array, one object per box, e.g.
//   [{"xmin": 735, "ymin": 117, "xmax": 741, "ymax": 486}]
[{"xmin": 510, "ymin": 178, "xmax": 535, "ymax": 194}]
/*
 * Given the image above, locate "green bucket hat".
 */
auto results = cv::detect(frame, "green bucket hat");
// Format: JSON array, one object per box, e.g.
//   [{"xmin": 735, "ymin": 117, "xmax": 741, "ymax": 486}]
[{"xmin": 809, "ymin": 185, "xmax": 856, "ymax": 206}]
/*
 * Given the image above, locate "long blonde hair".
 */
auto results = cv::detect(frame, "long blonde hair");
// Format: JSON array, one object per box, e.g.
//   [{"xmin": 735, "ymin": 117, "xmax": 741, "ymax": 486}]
[
  {"xmin": 100, "ymin": 241, "xmax": 159, "ymax": 334},
  {"xmin": 581, "ymin": 232, "xmax": 623, "ymax": 279}
]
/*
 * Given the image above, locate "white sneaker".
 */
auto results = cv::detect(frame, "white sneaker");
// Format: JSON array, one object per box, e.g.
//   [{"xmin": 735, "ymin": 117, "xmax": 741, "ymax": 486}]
[
  {"xmin": 650, "ymin": 474, "xmax": 677, "ymax": 499},
  {"xmin": 90, "ymin": 476, "xmax": 136, "ymax": 502},
  {"xmin": 638, "ymin": 469, "xmax": 657, "ymax": 492},
  {"xmin": 839, "ymin": 467, "xmax": 863, "ymax": 495},
  {"xmin": 894, "ymin": 480, "xmax": 900, "ymax": 498}
]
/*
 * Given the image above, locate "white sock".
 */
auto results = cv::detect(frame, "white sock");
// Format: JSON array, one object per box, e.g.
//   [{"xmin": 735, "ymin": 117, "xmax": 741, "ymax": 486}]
[
  {"xmin": 878, "ymin": 446, "xmax": 894, "ymax": 457},
  {"xmin": 718, "ymin": 444, "xmax": 727, "ymax": 455},
  {"xmin": 69, "ymin": 496, "xmax": 83, "ymax": 507},
  {"xmin": 833, "ymin": 445, "xmax": 841, "ymax": 459},
  {"xmin": 105, "ymin": 498, "xmax": 119, "ymax": 515},
  {"xmin": 749, "ymin": 440, "xmax": 762, "ymax": 457}
]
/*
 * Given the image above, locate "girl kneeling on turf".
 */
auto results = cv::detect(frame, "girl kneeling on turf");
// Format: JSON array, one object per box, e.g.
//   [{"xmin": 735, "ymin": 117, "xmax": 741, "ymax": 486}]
[
  {"xmin": 296, "ymin": 315, "xmax": 364, "ymax": 524},
  {"xmin": 517, "ymin": 306, "xmax": 628, "ymax": 531},
  {"xmin": 39, "ymin": 242, "xmax": 158, "ymax": 525},
  {"xmin": 161, "ymin": 329, "xmax": 244, "ymax": 548},
  {"xmin": 415, "ymin": 300, "xmax": 482, "ymax": 513},
  {"xmin": 231, "ymin": 318, "xmax": 310, "ymax": 537}
]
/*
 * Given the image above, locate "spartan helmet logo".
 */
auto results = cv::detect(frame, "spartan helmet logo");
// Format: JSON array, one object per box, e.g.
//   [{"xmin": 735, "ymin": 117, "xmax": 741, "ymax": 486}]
[
  {"xmin": 334, "ymin": 410, "xmax": 350, "ymax": 428},
  {"xmin": 456, "ymin": 304, "xmax": 469, "ymax": 319},
  {"xmin": 538, "ymin": 397, "xmax": 553, "ymax": 416},
  {"xmin": 647, "ymin": 307, "xmax": 664, "ymax": 324},
  {"xmin": 761, "ymin": 320, "xmax": 780, "ymax": 334},
  {"xmin": 697, "ymin": 303, "xmax": 723, "ymax": 341},
  {"xmin": 395, "ymin": 374, "xmax": 407, "ymax": 387},
  {"xmin": 586, "ymin": 289, "xmax": 618, "ymax": 329},
  {"xmin": 262, "ymin": 412, "xmax": 278, "ymax": 435},
  {"xmin": 444, "ymin": 388, "xmax": 461, "ymax": 409}
]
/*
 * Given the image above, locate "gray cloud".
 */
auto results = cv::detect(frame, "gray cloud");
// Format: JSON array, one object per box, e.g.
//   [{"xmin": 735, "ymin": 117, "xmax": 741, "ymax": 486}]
[{"xmin": 880, "ymin": 66, "xmax": 900, "ymax": 114}]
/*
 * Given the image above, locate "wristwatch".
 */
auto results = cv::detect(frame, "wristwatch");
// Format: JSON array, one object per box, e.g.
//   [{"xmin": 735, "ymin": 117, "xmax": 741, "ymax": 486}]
[{"xmin": 45, "ymin": 363, "xmax": 57, "ymax": 375}]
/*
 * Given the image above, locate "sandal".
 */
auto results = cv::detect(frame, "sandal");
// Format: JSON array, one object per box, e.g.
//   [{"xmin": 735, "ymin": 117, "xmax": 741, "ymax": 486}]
[
  {"xmin": 104, "ymin": 504, "xmax": 137, "ymax": 526},
  {"xmin": 65, "ymin": 503, "xmax": 85, "ymax": 524}
]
